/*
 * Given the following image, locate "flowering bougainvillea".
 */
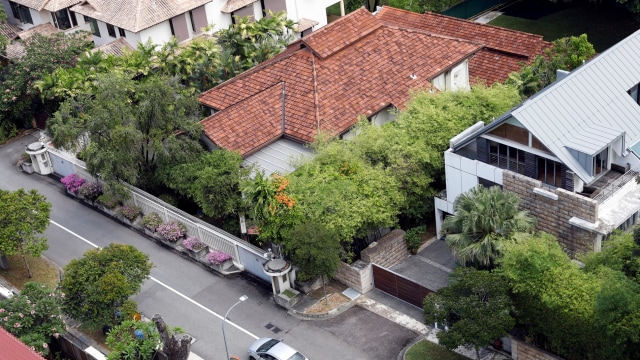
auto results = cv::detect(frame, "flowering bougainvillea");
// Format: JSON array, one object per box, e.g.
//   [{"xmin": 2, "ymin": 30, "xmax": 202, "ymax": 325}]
[
  {"xmin": 118, "ymin": 205, "xmax": 142, "ymax": 222},
  {"xmin": 60, "ymin": 174, "xmax": 85, "ymax": 193},
  {"xmin": 156, "ymin": 221, "xmax": 187, "ymax": 242},
  {"xmin": 206, "ymin": 250, "xmax": 232, "ymax": 265},
  {"xmin": 0, "ymin": 282, "xmax": 66, "ymax": 357},
  {"xmin": 182, "ymin": 236, "xmax": 206, "ymax": 251},
  {"xmin": 78, "ymin": 181, "xmax": 102, "ymax": 201}
]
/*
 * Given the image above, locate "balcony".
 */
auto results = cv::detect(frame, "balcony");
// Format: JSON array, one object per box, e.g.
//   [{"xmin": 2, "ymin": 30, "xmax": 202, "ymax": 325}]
[{"xmin": 582, "ymin": 165, "xmax": 639, "ymax": 204}]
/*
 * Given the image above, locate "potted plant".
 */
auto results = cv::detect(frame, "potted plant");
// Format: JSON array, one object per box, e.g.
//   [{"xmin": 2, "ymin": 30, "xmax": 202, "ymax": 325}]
[
  {"xmin": 182, "ymin": 236, "xmax": 208, "ymax": 259},
  {"xmin": 118, "ymin": 205, "xmax": 142, "ymax": 225},
  {"xmin": 405, "ymin": 225, "xmax": 426, "ymax": 255},
  {"xmin": 20, "ymin": 152, "xmax": 34, "ymax": 174},
  {"xmin": 60, "ymin": 174, "xmax": 85, "ymax": 195},
  {"xmin": 142, "ymin": 212, "xmax": 163, "ymax": 236},
  {"xmin": 156, "ymin": 221, "xmax": 187, "ymax": 244},
  {"xmin": 206, "ymin": 250, "xmax": 233, "ymax": 271},
  {"xmin": 78, "ymin": 181, "xmax": 102, "ymax": 203},
  {"xmin": 96, "ymin": 194, "xmax": 121, "ymax": 216}
]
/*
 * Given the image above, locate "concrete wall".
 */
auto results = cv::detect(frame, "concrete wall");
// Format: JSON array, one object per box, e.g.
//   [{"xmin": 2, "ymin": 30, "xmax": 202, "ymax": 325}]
[
  {"xmin": 334, "ymin": 260, "xmax": 373, "ymax": 294},
  {"xmin": 360, "ymin": 229, "xmax": 409, "ymax": 268},
  {"xmin": 503, "ymin": 171, "xmax": 599, "ymax": 255},
  {"xmin": 511, "ymin": 338, "xmax": 563, "ymax": 360}
]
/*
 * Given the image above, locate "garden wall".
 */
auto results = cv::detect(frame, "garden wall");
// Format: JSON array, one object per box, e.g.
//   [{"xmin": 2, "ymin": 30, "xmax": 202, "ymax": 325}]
[
  {"xmin": 360, "ymin": 229, "xmax": 408, "ymax": 268},
  {"xmin": 334, "ymin": 260, "xmax": 373, "ymax": 294},
  {"xmin": 511, "ymin": 338, "xmax": 563, "ymax": 360}
]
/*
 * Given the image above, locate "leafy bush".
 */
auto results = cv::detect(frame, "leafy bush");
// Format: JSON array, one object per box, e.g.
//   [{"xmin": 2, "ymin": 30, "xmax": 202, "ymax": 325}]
[
  {"xmin": 118, "ymin": 205, "xmax": 142, "ymax": 222},
  {"xmin": 206, "ymin": 250, "xmax": 232, "ymax": 265},
  {"xmin": 156, "ymin": 221, "xmax": 187, "ymax": 242},
  {"xmin": 142, "ymin": 212, "xmax": 163, "ymax": 231},
  {"xmin": 20, "ymin": 152, "xmax": 31, "ymax": 163},
  {"xmin": 96, "ymin": 194, "xmax": 120, "ymax": 209},
  {"xmin": 60, "ymin": 174, "xmax": 85, "ymax": 193},
  {"xmin": 78, "ymin": 181, "xmax": 102, "ymax": 201},
  {"xmin": 405, "ymin": 225, "xmax": 426, "ymax": 253},
  {"xmin": 182, "ymin": 236, "xmax": 206, "ymax": 251}
]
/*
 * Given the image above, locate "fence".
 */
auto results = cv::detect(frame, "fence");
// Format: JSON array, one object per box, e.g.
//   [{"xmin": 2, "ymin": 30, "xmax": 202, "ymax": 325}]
[{"xmin": 46, "ymin": 147, "xmax": 270, "ymax": 281}]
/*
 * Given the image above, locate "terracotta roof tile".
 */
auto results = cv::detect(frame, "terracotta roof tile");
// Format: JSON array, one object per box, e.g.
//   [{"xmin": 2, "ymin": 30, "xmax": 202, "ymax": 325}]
[
  {"xmin": 0, "ymin": 327, "xmax": 45, "ymax": 360},
  {"xmin": 71, "ymin": 0, "xmax": 210, "ymax": 33},
  {"xmin": 199, "ymin": 6, "xmax": 548, "ymax": 156}
]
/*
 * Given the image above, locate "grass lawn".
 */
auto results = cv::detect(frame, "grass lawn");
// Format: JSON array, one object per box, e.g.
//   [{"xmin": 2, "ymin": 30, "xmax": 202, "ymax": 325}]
[
  {"xmin": 0, "ymin": 255, "xmax": 60, "ymax": 290},
  {"xmin": 405, "ymin": 339, "xmax": 470, "ymax": 360},
  {"xmin": 489, "ymin": 2, "xmax": 639, "ymax": 52}
]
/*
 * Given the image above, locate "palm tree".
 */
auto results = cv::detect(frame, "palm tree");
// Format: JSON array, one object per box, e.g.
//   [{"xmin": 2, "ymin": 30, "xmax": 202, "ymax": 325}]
[{"xmin": 443, "ymin": 185, "xmax": 535, "ymax": 269}]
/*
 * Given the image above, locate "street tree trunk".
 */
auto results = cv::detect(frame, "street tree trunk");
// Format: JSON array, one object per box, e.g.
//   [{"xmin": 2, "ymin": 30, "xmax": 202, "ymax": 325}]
[{"xmin": 153, "ymin": 313, "xmax": 192, "ymax": 360}]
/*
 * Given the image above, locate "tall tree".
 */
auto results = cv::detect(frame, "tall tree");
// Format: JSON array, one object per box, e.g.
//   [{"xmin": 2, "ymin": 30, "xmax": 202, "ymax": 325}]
[
  {"xmin": 60, "ymin": 244, "xmax": 153, "ymax": 329},
  {"xmin": 0, "ymin": 189, "xmax": 51, "ymax": 277},
  {"xmin": 285, "ymin": 222, "xmax": 342, "ymax": 304},
  {"xmin": 47, "ymin": 74, "xmax": 204, "ymax": 193},
  {"xmin": 423, "ymin": 267, "xmax": 515, "ymax": 360},
  {"xmin": 443, "ymin": 186, "xmax": 534, "ymax": 269}
]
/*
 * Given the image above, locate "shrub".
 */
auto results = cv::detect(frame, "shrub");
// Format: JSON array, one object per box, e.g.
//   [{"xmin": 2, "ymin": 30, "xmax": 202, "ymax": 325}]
[
  {"xmin": 96, "ymin": 194, "xmax": 120, "ymax": 209},
  {"xmin": 182, "ymin": 236, "xmax": 206, "ymax": 251},
  {"xmin": 118, "ymin": 205, "xmax": 142, "ymax": 222},
  {"xmin": 156, "ymin": 221, "xmax": 187, "ymax": 242},
  {"xmin": 142, "ymin": 212, "xmax": 163, "ymax": 232},
  {"xmin": 60, "ymin": 174, "xmax": 85, "ymax": 193},
  {"xmin": 78, "ymin": 181, "xmax": 103, "ymax": 201},
  {"xmin": 206, "ymin": 250, "xmax": 232, "ymax": 265},
  {"xmin": 20, "ymin": 152, "xmax": 31, "ymax": 163},
  {"xmin": 405, "ymin": 225, "xmax": 426, "ymax": 253}
]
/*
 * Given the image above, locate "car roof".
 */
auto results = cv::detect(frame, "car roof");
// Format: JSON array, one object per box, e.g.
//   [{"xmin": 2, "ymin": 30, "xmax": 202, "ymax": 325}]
[{"xmin": 267, "ymin": 341, "xmax": 300, "ymax": 359}]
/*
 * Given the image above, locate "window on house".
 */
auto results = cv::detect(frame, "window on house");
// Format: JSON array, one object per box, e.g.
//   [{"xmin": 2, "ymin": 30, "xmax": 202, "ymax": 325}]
[
  {"xmin": 118, "ymin": 27, "xmax": 126, "ymax": 37},
  {"xmin": 489, "ymin": 123, "xmax": 529, "ymax": 146},
  {"xmin": 106, "ymin": 23, "xmax": 116, "ymax": 37},
  {"xmin": 52, "ymin": 9, "xmax": 72, "ymax": 30},
  {"xmin": 189, "ymin": 10, "xmax": 196, "ymax": 32},
  {"xmin": 537, "ymin": 157, "xmax": 562, "ymax": 187},
  {"xmin": 488, "ymin": 141, "xmax": 526, "ymax": 175},
  {"xmin": 86, "ymin": 17, "xmax": 101, "ymax": 37},
  {"xmin": 593, "ymin": 148, "xmax": 608, "ymax": 176},
  {"xmin": 69, "ymin": 10, "xmax": 77, "ymax": 26},
  {"xmin": 169, "ymin": 19, "xmax": 175, "ymax": 36},
  {"xmin": 628, "ymin": 84, "xmax": 640, "ymax": 105},
  {"xmin": 10, "ymin": 2, "xmax": 33, "ymax": 24}
]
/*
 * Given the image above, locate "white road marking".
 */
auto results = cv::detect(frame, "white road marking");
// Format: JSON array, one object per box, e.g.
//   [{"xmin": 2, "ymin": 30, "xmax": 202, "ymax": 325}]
[{"xmin": 50, "ymin": 220, "xmax": 259, "ymax": 340}]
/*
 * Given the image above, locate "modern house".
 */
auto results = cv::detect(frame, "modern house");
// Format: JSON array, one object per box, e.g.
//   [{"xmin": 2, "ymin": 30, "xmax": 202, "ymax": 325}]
[
  {"xmin": 435, "ymin": 29, "xmax": 640, "ymax": 256},
  {"xmin": 1, "ymin": 0, "xmax": 338, "ymax": 49},
  {"xmin": 198, "ymin": 6, "xmax": 549, "ymax": 175}
]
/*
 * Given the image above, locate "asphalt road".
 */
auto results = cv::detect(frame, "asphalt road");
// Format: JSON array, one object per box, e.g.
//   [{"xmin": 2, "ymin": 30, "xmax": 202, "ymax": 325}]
[{"xmin": 0, "ymin": 133, "xmax": 418, "ymax": 360}]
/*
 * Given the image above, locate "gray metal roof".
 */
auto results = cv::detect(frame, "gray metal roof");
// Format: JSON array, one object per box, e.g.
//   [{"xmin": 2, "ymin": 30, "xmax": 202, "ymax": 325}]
[
  {"xmin": 488, "ymin": 30, "xmax": 640, "ymax": 183},
  {"xmin": 243, "ymin": 138, "xmax": 313, "ymax": 176}
]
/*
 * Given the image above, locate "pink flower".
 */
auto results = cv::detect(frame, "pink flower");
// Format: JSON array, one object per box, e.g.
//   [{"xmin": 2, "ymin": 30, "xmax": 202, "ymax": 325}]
[
  {"xmin": 19, "ymin": 313, "xmax": 24, "ymax": 318},
  {"xmin": 30, "ymin": 310, "xmax": 35, "ymax": 315},
  {"xmin": 42, "ymin": 343, "xmax": 48, "ymax": 348},
  {"xmin": 14, "ymin": 322, "xmax": 20, "ymax": 327},
  {"xmin": 53, "ymin": 333, "xmax": 59, "ymax": 339},
  {"xmin": 2, "ymin": 317, "xmax": 7, "ymax": 321},
  {"xmin": 0, "ymin": 309, "xmax": 4, "ymax": 313},
  {"xmin": 26, "ymin": 300, "xmax": 31, "ymax": 304}
]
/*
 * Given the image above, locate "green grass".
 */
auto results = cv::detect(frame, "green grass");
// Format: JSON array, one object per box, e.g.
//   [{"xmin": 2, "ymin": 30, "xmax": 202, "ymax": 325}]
[
  {"xmin": 489, "ymin": 4, "xmax": 639, "ymax": 52},
  {"xmin": 405, "ymin": 340, "xmax": 470, "ymax": 360}
]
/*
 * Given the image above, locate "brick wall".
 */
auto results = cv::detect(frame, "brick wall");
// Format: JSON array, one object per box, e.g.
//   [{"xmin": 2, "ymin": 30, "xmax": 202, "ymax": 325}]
[
  {"xmin": 502, "ymin": 171, "xmax": 599, "ymax": 256},
  {"xmin": 360, "ymin": 229, "xmax": 409, "ymax": 268},
  {"xmin": 334, "ymin": 260, "xmax": 373, "ymax": 294},
  {"xmin": 512, "ymin": 338, "xmax": 563, "ymax": 360}
]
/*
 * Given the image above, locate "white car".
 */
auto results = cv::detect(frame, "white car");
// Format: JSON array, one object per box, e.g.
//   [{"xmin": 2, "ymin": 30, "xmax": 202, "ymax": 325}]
[{"xmin": 248, "ymin": 337, "xmax": 309, "ymax": 360}]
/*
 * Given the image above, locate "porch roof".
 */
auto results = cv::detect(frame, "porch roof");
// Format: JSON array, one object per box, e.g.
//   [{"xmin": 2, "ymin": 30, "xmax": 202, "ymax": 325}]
[{"xmin": 564, "ymin": 124, "xmax": 622, "ymax": 156}]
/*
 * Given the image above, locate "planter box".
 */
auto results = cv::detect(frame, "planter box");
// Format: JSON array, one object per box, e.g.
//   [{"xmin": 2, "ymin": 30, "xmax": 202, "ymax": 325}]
[
  {"xmin": 209, "ymin": 260, "xmax": 233, "ymax": 273},
  {"xmin": 295, "ymin": 275, "xmax": 327, "ymax": 295},
  {"xmin": 21, "ymin": 162, "xmax": 34, "ymax": 174},
  {"xmin": 144, "ymin": 228, "xmax": 156, "ymax": 237},
  {"xmin": 186, "ymin": 246, "xmax": 208, "ymax": 260},
  {"xmin": 99, "ymin": 206, "xmax": 116, "ymax": 217}
]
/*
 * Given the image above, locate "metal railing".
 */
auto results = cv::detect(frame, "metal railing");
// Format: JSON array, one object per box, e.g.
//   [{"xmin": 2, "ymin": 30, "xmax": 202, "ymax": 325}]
[{"xmin": 593, "ymin": 166, "xmax": 640, "ymax": 203}]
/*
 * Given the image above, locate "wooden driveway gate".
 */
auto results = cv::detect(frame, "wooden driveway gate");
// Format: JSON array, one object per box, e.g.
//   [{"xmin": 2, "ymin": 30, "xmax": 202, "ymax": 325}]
[{"xmin": 372, "ymin": 264, "xmax": 433, "ymax": 308}]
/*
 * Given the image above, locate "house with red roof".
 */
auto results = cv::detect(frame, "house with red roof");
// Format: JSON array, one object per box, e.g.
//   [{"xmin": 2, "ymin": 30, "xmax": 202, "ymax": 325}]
[
  {"xmin": 0, "ymin": 326, "xmax": 45, "ymax": 360},
  {"xmin": 198, "ymin": 6, "xmax": 550, "ymax": 175}
]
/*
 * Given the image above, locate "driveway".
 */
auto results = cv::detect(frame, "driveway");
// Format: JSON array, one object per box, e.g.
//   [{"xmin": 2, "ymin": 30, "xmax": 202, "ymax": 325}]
[{"xmin": 390, "ymin": 238, "xmax": 458, "ymax": 291}]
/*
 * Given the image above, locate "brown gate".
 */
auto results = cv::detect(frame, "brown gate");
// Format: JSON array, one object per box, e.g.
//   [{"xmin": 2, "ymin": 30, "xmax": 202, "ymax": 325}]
[{"xmin": 372, "ymin": 264, "xmax": 433, "ymax": 308}]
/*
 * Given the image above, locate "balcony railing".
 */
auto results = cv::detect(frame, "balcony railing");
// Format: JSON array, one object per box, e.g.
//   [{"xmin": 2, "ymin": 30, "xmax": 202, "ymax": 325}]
[{"xmin": 593, "ymin": 166, "xmax": 640, "ymax": 203}]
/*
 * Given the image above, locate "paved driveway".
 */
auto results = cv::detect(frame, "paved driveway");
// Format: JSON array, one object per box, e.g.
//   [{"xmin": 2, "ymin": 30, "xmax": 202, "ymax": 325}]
[{"xmin": 390, "ymin": 238, "xmax": 458, "ymax": 291}]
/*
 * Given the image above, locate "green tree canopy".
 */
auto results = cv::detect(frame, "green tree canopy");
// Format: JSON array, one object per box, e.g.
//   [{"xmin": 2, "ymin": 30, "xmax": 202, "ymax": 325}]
[
  {"xmin": 423, "ymin": 267, "xmax": 515, "ymax": 359},
  {"xmin": 161, "ymin": 150, "xmax": 250, "ymax": 219},
  {"xmin": 0, "ymin": 282, "xmax": 66, "ymax": 357},
  {"xmin": 60, "ymin": 244, "xmax": 153, "ymax": 328},
  {"xmin": 47, "ymin": 74, "xmax": 204, "ymax": 193},
  {"xmin": 443, "ymin": 186, "xmax": 534, "ymax": 269},
  {"xmin": 0, "ymin": 188, "xmax": 51, "ymax": 277}
]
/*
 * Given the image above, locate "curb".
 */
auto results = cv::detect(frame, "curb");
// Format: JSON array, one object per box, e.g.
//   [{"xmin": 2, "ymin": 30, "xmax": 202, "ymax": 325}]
[{"xmin": 288, "ymin": 296, "xmax": 357, "ymax": 320}]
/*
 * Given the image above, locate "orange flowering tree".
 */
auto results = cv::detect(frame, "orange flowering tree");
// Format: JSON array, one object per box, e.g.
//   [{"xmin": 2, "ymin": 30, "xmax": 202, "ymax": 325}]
[{"xmin": 242, "ymin": 172, "xmax": 301, "ymax": 247}]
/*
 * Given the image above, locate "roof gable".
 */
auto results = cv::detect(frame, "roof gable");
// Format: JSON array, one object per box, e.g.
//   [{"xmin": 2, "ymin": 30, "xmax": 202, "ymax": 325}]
[{"xmin": 0, "ymin": 327, "xmax": 45, "ymax": 360}]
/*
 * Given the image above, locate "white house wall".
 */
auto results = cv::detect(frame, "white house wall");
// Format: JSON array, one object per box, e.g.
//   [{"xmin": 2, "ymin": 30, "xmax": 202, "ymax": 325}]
[
  {"xmin": 287, "ymin": 0, "xmax": 333, "ymax": 28},
  {"xmin": 204, "ymin": 0, "xmax": 232, "ymax": 31},
  {"xmin": 139, "ymin": 22, "xmax": 173, "ymax": 47}
]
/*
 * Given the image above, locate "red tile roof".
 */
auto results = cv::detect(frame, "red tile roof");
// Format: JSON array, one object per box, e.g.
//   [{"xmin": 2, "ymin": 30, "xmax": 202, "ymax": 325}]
[
  {"xmin": 199, "ymin": 7, "xmax": 548, "ymax": 156},
  {"xmin": 0, "ymin": 327, "xmax": 45, "ymax": 360}
]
